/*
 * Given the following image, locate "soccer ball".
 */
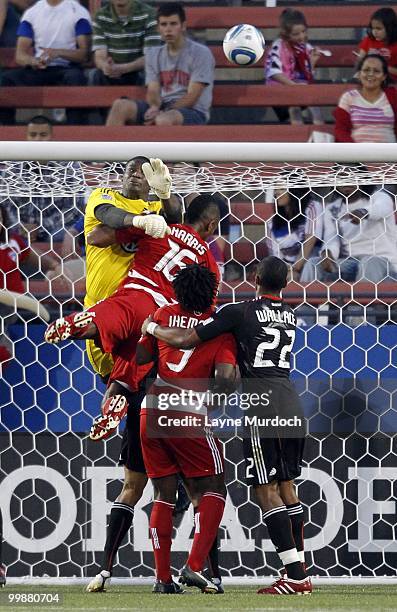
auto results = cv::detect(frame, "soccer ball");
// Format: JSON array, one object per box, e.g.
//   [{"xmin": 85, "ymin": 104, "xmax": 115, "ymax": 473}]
[{"xmin": 223, "ymin": 24, "xmax": 265, "ymax": 66}]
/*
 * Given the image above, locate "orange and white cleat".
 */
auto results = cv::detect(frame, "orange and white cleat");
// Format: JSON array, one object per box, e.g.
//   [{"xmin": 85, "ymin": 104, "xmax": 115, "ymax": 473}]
[
  {"xmin": 89, "ymin": 395, "xmax": 128, "ymax": 441},
  {"xmin": 257, "ymin": 576, "xmax": 312, "ymax": 595},
  {"xmin": 44, "ymin": 311, "xmax": 95, "ymax": 344}
]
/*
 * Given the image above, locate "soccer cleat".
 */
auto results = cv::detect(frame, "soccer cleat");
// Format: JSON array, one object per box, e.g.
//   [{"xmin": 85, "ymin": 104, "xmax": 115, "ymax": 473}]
[
  {"xmin": 257, "ymin": 576, "xmax": 312, "ymax": 595},
  {"xmin": 44, "ymin": 311, "xmax": 95, "ymax": 344},
  {"xmin": 86, "ymin": 570, "xmax": 111, "ymax": 592},
  {"xmin": 89, "ymin": 395, "xmax": 128, "ymax": 441},
  {"xmin": 152, "ymin": 579, "xmax": 185, "ymax": 594},
  {"xmin": 202, "ymin": 571, "xmax": 224, "ymax": 594},
  {"xmin": 0, "ymin": 564, "xmax": 6, "ymax": 587},
  {"xmin": 179, "ymin": 565, "xmax": 219, "ymax": 593}
]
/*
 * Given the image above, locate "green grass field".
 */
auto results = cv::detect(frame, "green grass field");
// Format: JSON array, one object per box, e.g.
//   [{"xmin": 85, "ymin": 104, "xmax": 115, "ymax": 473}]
[{"xmin": 1, "ymin": 584, "xmax": 397, "ymax": 612}]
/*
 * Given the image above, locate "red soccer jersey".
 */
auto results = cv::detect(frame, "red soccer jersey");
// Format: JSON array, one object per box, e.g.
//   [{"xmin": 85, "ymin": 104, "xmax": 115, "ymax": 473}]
[
  {"xmin": 139, "ymin": 302, "xmax": 237, "ymax": 390},
  {"xmin": 0, "ymin": 233, "xmax": 30, "ymax": 293},
  {"xmin": 115, "ymin": 224, "xmax": 220, "ymax": 304},
  {"xmin": 359, "ymin": 37, "xmax": 397, "ymax": 79},
  {"xmin": 139, "ymin": 303, "xmax": 236, "ymax": 479}
]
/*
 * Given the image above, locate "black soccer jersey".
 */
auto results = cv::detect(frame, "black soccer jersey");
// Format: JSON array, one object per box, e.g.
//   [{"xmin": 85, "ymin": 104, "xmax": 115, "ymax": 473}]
[{"xmin": 196, "ymin": 294, "xmax": 296, "ymax": 380}]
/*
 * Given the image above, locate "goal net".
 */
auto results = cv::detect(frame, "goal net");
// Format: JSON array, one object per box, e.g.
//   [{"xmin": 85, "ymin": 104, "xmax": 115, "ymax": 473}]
[{"xmin": 0, "ymin": 142, "xmax": 396, "ymax": 581}]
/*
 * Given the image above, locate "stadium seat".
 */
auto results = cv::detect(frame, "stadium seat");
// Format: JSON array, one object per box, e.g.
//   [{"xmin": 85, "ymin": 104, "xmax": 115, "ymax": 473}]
[{"xmin": 0, "ymin": 124, "xmax": 333, "ymax": 142}]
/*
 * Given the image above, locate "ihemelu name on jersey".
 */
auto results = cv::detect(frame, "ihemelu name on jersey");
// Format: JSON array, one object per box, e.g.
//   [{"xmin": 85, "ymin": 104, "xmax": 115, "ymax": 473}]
[
  {"xmin": 168, "ymin": 315, "xmax": 201, "ymax": 328},
  {"xmin": 170, "ymin": 226, "xmax": 207, "ymax": 255},
  {"xmin": 256, "ymin": 308, "xmax": 295, "ymax": 326}
]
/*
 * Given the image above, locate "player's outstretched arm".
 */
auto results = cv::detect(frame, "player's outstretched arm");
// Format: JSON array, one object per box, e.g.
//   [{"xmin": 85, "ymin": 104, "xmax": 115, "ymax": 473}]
[
  {"xmin": 142, "ymin": 316, "xmax": 201, "ymax": 349},
  {"xmin": 142, "ymin": 158, "xmax": 182, "ymax": 223},
  {"xmin": 94, "ymin": 204, "xmax": 170, "ymax": 238}
]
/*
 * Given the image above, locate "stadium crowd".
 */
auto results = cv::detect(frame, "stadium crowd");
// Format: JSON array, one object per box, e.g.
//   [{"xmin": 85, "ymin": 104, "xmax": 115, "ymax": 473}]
[{"xmin": 0, "ymin": 1, "xmax": 395, "ymax": 137}]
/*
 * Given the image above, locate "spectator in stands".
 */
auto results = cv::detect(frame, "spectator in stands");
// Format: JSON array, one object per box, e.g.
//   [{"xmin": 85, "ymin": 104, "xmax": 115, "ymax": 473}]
[
  {"xmin": 16, "ymin": 169, "xmax": 84, "ymax": 248},
  {"xmin": 26, "ymin": 113, "xmax": 52, "ymax": 140},
  {"xmin": 0, "ymin": 202, "xmax": 58, "ymax": 367},
  {"xmin": 0, "ymin": 0, "xmax": 92, "ymax": 125},
  {"xmin": 266, "ymin": 184, "xmax": 323, "ymax": 281},
  {"xmin": 334, "ymin": 54, "xmax": 397, "ymax": 142},
  {"xmin": 300, "ymin": 184, "xmax": 397, "ymax": 285},
  {"xmin": 264, "ymin": 8, "xmax": 323, "ymax": 125},
  {"xmin": 357, "ymin": 7, "xmax": 397, "ymax": 81},
  {"xmin": 91, "ymin": 0, "xmax": 161, "ymax": 86},
  {"xmin": 106, "ymin": 2, "xmax": 215, "ymax": 126},
  {"xmin": 0, "ymin": 0, "xmax": 33, "ymax": 47}
]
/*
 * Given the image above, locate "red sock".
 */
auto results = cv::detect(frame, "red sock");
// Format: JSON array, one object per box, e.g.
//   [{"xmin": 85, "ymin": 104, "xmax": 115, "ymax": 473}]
[
  {"xmin": 187, "ymin": 493, "xmax": 225, "ymax": 572},
  {"xmin": 150, "ymin": 500, "xmax": 174, "ymax": 583}
]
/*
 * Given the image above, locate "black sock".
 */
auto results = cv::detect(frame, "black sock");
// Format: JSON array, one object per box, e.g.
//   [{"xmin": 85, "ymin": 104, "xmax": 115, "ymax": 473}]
[
  {"xmin": 207, "ymin": 531, "xmax": 220, "ymax": 580},
  {"xmin": 102, "ymin": 502, "xmax": 134, "ymax": 573},
  {"xmin": 286, "ymin": 503, "xmax": 305, "ymax": 563},
  {"xmin": 262, "ymin": 506, "xmax": 305, "ymax": 581}
]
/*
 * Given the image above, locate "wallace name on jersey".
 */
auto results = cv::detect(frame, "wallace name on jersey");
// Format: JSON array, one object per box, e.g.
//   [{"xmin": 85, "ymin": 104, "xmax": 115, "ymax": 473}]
[{"xmin": 255, "ymin": 306, "xmax": 296, "ymax": 327}]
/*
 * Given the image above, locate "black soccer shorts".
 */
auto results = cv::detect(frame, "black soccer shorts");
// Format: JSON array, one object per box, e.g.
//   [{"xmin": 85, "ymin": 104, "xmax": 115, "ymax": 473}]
[
  {"xmin": 118, "ymin": 388, "xmax": 146, "ymax": 474},
  {"xmin": 242, "ymin": 377, "xmax": 305, "ymax": 485},
  {"xmin": 243, "ymin": 433, "xmax": 305, "ymax": 486}
]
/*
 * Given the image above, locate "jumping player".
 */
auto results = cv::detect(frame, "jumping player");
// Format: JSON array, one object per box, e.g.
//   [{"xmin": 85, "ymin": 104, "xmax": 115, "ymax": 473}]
[
  {"xmin": 83, "ymin": 156, "xmax": 180, "ymax": 380},
  {"xmin": 137, "ymin": 264, "xmax": 237, "ymax": 593},
  {"xmin": 141, "ymin": 255, "xmax": 311, "ymax": 596}
]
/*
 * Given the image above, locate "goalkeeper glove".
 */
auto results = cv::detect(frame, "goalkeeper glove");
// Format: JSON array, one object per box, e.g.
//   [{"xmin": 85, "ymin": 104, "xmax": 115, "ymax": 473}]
[
  {"xmin": 142, "ymin": 158, "xmax": 172, "ymax": 200},
  {"xmin": 132, "ymin": 214, "xmax": 170, "ymax": 238}
]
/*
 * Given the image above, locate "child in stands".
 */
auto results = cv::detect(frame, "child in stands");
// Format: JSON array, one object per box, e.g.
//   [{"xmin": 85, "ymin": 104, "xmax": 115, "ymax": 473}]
[
  {"xmin": 265, "ymin": 8, "xmax": 323, "ymax": 125},
  {"xmin": 357, "ymin": 7, "xmax": 397, "ymax": 81}
]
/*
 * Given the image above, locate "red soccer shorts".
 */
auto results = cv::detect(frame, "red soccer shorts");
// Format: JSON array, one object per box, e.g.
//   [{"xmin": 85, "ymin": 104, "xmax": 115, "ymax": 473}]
[
  {"xmin": 89, "ymin": 288, "xmax": 156, "ymax": 354},
  {"xmin": 88, "ymin": 289, "xmax": 158, "ymax": 388},
  {"xmin": 140, "ymin": 411, "xmax": 224, "ymax": 479}
]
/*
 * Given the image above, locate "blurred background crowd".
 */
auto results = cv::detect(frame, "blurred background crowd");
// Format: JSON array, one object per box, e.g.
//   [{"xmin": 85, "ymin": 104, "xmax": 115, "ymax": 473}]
[{"xmin": 0, "ymin": 0, "xmax": 396, "ymax": 136}]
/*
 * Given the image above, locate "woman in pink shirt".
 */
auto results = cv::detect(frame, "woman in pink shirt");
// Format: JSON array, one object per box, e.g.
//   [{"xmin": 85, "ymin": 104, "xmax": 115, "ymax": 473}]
[{"xmin": 334, "ymin": 54, "xmax": 397, "ymax": 142}]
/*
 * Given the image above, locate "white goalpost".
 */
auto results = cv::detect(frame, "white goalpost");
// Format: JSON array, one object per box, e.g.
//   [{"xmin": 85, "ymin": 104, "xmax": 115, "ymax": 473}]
[
  {"xmin": 0, "ymin": 142, "xmax": 396, "ymax": 584},
  {"xmin": 4, "ymin": 141, "xmax": 397, "ymax": 162}
]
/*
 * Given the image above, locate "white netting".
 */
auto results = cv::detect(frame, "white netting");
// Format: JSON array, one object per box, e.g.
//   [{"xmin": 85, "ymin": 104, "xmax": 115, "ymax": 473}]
[
  {"xmin": 0, "ymin": 149, "xmax": 396, "ymax": 580},
  {"xmin": 2, "ymin": 159, "xmax": 397, "ymax": 193}
]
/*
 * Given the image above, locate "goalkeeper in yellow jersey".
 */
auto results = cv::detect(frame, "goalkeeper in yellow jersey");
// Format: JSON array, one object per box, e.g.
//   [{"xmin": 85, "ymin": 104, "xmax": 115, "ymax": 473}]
[
  {"xmin": 82, "ymin": 157, "xmax": 183, "ymax": 593},
  {"xmin": 84, "ymin": 156, "xmax": 181, "ymax": 379}
]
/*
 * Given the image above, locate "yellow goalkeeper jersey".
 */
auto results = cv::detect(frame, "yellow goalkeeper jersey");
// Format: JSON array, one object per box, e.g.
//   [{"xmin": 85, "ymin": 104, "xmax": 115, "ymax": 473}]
[{"xmin": 84, "ymin": 187, "xmax": 162, "ymax": 308}]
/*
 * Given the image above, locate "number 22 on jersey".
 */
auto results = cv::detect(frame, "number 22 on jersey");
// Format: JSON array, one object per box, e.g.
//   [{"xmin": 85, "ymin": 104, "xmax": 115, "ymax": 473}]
[{"xmin": 253, "ymin": 328, "xmax": 295, "ymax": 369}]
